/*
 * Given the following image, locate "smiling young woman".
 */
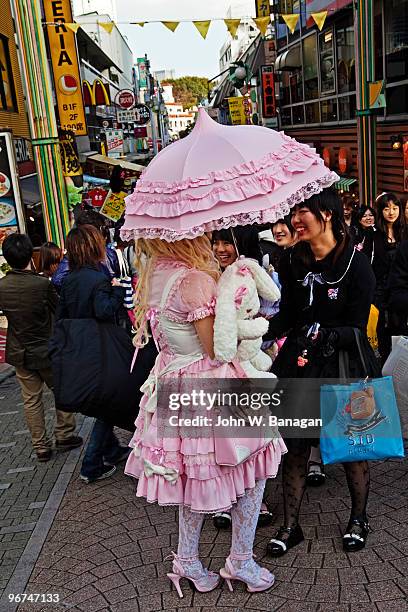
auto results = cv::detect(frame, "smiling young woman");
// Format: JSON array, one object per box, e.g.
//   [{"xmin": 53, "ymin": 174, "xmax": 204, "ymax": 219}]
[{"xmin": 263, "ymin": 187, "xmax": 380, "ymax": 558}]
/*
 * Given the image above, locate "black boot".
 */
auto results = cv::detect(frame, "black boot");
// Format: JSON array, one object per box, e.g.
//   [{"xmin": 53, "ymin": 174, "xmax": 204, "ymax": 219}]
[
  {"xmin": 266, "ymin": 525, "xmax": 304, "ymax": 557},
  {"xmin": 343, "ymin": 518, "xmax": 370, "ymax": 552}
]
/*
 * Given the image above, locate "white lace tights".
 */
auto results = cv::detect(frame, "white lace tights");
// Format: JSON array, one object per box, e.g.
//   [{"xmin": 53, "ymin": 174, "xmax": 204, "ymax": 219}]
[{"xmin": 177, "ymin": 479, "xmax": 266, "ymax": 582}]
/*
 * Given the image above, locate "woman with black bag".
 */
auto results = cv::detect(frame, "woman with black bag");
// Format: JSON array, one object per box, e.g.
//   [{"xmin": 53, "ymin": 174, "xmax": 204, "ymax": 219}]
[
  {"xmin": 263, "ymin": 188, "xmax": 380, "ymax": 557},
  {"xmin": 55, "ymin": 225, "xmax": 131, "ymax": 483}
]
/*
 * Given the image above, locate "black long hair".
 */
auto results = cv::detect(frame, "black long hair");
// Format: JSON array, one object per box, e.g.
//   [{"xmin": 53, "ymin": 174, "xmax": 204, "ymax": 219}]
[
  {"xmin": 211, "ymin": 226, "xmax": 262, "ymax": 264},
  {"xmin": 291, "ymin": 187, "xmax": 349, "ymax": 270},
  {"xmin": 375, "ymin": 192, "xmax": 405, "ymax": 243}
]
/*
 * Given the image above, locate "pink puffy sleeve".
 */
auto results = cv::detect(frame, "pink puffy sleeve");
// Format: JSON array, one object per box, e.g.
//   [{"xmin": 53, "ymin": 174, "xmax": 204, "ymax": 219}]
[{"xmin": 179, "ymin": 270, "xmax": 217, "ymax": 322}]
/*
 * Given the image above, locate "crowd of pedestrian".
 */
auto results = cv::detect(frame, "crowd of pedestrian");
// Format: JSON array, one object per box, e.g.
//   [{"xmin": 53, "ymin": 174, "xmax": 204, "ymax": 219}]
[{"xmin": 0, "ymin": 184, "xmax": 407, "ymax": 597}]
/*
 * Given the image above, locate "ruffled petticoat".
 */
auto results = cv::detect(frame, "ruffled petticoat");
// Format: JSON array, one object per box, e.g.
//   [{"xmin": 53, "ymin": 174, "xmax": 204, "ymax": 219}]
[{"xmin": 125, "ymin": 352, "xmax": 287, "ymax": 513}]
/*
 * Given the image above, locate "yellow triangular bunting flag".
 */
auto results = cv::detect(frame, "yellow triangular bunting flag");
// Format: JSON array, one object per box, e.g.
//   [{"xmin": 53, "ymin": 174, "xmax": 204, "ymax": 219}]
[
  {"xmin": 99, "ymin": 21, "xmax": 115, "ymax": 34},
  {"xmin": 224, "ymin": 19, "xmax": 241, "ymax": 38},
  {"xmin": 162, "ymin": 21, "xmax": 180, "ymax": 32},
  {"xmin": 131, "ymin": 22, "xmax": 145, "ymax": 27},
  {"xmin": 65, "ymin": 23, "xmax": 81, "ymax": 34},
  {"xmin": 311, "ymin": 10, "xmax": 328, "ymax": 31},
  {"xmin": 193, "ymin": 20, "xmax": 211, "ymax": 39},
  {"xmin": 254, "ymin": 16, "xmax": 270, "ymax": 36},
  {"xmin": 282, "ymin": 13, "xmax": 299, "ymax": 34}
]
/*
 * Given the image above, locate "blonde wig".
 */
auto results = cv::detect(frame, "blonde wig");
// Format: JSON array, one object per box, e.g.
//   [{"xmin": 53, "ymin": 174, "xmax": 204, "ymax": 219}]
[{"xmin": 133, "ymin": 235, "xmax": 220, "ymax": 347}]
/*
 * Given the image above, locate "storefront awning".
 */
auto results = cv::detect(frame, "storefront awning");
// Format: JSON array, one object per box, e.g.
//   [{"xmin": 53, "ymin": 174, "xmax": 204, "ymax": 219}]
[
  {"xmin": 335, "ymin": 177, "xmax": 357, "ymax": 192},
  {"xmin": 20, "ymin": 174, "xmax": 41, "ymax": 206},
  {"xmin": 275, "ymin": 46, "xmax": 301, "ymax": 71},
  {"xmin": 87, "ymin": 154, "xmax": 145, "ymax": 173}
]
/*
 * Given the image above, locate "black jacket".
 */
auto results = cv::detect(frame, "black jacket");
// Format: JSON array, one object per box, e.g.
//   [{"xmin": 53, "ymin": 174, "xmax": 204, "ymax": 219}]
[
  {"xmin": 361, "ymin": 229, "xmax": 398, "ymax": 309},
  {"xmin": 387, "ymin": 240, "xmax": 408, "ymax": 334},
  {"xmin": 56, "ymin": 266, "xmax": 124, "ymax": 323},
  {"xmin": 265, "ymin": 241, "xmax": 378, "ymax": 378},
  {"xmin": 0, "ymin": 270, "xmax": 58, "ymax": 369}
]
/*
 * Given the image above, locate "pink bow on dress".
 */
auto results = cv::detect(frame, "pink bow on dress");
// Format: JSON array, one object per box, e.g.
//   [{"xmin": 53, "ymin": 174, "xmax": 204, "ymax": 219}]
[{"xmin": 234, "ymin": 286, "xmax": 248, "ymax": 308}]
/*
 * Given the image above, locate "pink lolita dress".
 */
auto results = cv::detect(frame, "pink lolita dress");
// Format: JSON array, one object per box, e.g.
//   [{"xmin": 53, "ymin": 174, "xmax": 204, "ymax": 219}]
[{"xmin": 125, "ymin": 257, "xmax": 286, "ymax": 513}]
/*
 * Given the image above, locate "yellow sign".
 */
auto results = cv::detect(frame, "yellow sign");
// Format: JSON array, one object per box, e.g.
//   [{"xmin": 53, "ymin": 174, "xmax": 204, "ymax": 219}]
[
  {"xmin": 100, "ymin": 190, "xmax": 127, "ymax": 222},
  {"xmin": 255, "ymin": 0, "xmax": 270, "ymax": 18},
  {"xmin": 227, "ymin": 97, "xmax": 246, "ymax": 125},
  {"xmin": 44, "ymin": 0, "xmax": 87, "ymax": 135},
  {"xmin": 59, "ymin": 130, "xmax": 82, "ymax": 177}
]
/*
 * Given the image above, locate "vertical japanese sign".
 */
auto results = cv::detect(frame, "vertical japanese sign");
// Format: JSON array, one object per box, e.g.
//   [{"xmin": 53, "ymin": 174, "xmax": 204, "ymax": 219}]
[
  {"xmin": 255, "ymin": 0, "xmax": 270, "ymax": 17},
  {"xmin": 44, "ymin": 0, "xmax": 87, "ymax": 135},
  {"xmin": 261, "ymin": 66, "xmax": 276, "ymax": 118},
  {"xmin": 137, "ymin": 58, "xmax": 148, "ymax": 88},
  {"xmin": 0, "ymin": 132, "xmax": 25, "ymax": 254},
  {"xmin": 59, "ymin": 130, "xmax": 83, "ymax": 177}
]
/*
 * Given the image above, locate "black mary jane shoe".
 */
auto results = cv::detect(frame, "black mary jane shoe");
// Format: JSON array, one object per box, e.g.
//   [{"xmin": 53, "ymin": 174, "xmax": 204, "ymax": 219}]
[
  {"xmin": 257, "ymin": 503, "xmax": 273, "ymax": 528},
  {"xmin": 213, "ymin": 511, "xmax": 232, "ymax": 530},
  {"xmin": 306, "ymin": 461, "xmax": 326, "ymax": 487},
  {"xmin": 266, "ymin": 525, "xmax": 304, "ymax": 557},
  {"xmin": 342, "ymin": 518, "xmax": 370, "ymax": 552}
]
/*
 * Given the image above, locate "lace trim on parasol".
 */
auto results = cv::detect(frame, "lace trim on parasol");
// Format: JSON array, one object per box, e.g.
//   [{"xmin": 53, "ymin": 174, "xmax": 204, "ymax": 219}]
[
  {"xmin": 121, "ymin": 172, "xmax": 338, "ymax": 242},
  {"xmin": 134, "ymin": 137, "xmax": 317, "ymax": 194}
]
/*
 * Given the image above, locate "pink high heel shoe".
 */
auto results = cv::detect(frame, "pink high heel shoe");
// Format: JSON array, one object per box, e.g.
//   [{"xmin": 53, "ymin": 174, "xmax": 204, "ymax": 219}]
[
  {"xmin": 220, "ymin": 553, "xmax": 275, "ymax": 593},
  {"xmin": 166, "ymin": 552, "xmax": 220, "ymax": 598}
]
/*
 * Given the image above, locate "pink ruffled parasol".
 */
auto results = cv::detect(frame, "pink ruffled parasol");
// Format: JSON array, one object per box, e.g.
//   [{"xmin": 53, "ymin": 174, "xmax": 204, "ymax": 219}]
[{"xmin": 121, "ymin": 108, "xmax": 339, "ymax": 242}]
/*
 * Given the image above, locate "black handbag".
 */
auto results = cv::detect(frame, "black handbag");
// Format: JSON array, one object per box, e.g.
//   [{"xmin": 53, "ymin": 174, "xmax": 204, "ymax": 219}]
[{"xmin": 49, "ymin": 318, "xmax": 157, "ymax": 431}]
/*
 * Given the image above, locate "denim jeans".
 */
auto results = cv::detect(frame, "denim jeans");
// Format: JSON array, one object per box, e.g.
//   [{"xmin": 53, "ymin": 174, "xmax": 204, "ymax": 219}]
[{"xmin": 81, "ymin": 419, "xmax": 120, "ymax": 479}]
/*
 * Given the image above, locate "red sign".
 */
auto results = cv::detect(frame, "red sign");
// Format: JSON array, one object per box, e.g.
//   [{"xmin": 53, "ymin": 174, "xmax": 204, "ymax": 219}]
[
  {"xmin": 338, "ymin": 147, "xmax": 350, "ymax": 174},
  {"xmin": 87, "ymin": 188, "xmax": 108, "ymax": 208},
  {"xmin": 134, "ymin": 126, "xmax": 148, "ymax": 138},
  {"xmin": 322, "ymin": 147, "xmax": 334, "ymax": 168},
  {"xmin": 115, "ymin": 89, "xmax": 136, "ymax": 110},
  {"xmin": 261, "ymin": 67, "xmax": 276, "ymax": 118}
]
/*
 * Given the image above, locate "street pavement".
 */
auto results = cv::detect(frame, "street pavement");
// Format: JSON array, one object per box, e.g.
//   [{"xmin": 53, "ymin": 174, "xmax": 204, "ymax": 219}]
[{"xmin": 1, "ymin": 375, "xmax": 408, "ymax": 611}]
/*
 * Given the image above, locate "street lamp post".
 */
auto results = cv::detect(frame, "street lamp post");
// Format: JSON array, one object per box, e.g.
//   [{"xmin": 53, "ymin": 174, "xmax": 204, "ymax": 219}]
[{"xmin": 13, "ymin": 0, "xmax": 70, "ymax": 245}]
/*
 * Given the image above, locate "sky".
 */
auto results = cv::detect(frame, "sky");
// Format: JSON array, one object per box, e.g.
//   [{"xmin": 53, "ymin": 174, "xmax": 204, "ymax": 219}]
[{"xmin": 117, "ymin": 0, "xmax": 256, "ymax": 79}]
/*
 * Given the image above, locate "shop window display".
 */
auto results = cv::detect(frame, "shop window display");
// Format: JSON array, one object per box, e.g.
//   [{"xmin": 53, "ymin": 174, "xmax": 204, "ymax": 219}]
[
  {"xmin": 385, "ymin": 0, "xmax": 408, "ymax": 84},
  {"xmin": 339, "ymin": 95, "xmax": 356, "ymax": 121},
  {"xmin": 303, "ymin": 34, "xmax": 319, "ymax": 100},
  {"xmin": 321, "ymin": 98, "xmax": 338, "ymax": 122},
  {"xmin": 319, "ymin": 28, "xmax": 336, "ymax": 96},
  {"xmin": 336, "ymin": 20, "xmax": 356, "ymax": 93},
  {"xmin": 305, "ymin": 102, "xmax": 320, "ymax": 124}
]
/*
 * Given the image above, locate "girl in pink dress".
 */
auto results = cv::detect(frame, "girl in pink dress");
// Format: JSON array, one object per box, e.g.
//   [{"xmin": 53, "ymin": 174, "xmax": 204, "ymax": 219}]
[{"xmin": 125, "ymin": 235, "xmax": 286, "ymax": 596}]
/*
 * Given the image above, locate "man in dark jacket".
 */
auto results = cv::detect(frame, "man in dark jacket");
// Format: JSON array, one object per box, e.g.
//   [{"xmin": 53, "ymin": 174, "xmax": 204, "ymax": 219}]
[{"xmin": 0, "ymin": 234, "xmax": 82, "ymax": 462}]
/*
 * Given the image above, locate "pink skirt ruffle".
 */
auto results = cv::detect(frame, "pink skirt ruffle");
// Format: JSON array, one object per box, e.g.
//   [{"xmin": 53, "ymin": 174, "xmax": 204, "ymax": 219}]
[
  {"xmin": 125, "ymin": 438, "xmax": 286, "ymax": 514},
  {"xmin": 125, "ymin": 352, "xmax": 287, "ymax": 513}
]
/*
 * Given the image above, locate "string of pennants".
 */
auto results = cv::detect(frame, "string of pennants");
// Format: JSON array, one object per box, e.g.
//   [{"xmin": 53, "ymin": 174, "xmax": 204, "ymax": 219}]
[{"xmin": 46, "ymin": 11, "xmax": 329, "ymax": 40}]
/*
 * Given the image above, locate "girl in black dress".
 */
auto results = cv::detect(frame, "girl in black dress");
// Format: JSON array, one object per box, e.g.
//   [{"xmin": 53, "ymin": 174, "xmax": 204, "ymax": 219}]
[
  {"xmin": 264, "ymin": 188, "xmax": 380, "ymax": 557},
  {"xmin": 371, "ymin": 194, "xmax": 405, "ymax": 364}
]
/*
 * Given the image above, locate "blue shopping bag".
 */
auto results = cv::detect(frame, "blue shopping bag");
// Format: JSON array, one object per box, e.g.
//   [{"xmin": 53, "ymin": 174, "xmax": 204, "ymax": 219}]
[{"xmin": 320, "ymin": 376, "xmax": 405, "ymax": 464}]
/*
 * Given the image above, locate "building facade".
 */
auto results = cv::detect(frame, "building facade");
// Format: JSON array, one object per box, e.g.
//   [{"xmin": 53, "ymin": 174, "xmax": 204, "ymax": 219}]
[{"xmin": 273, "ymin": 0, "xmax": 408, "ymax": 198}]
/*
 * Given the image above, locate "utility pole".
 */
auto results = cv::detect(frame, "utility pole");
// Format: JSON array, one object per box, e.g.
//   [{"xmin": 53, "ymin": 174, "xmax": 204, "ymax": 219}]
[
  {"xmin": 144, "ymin": 54, "xmax": 159, "ymax": 156},
  {"xmin": 355, "ymin": 0, "xmax": 377, "ymax": 206},
  {"xmin": 13, "ymin": 0, "xmax": 70, "ymax": 245}
]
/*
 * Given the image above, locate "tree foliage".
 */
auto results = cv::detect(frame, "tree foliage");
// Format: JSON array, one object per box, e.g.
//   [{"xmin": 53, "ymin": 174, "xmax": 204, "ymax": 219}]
[{"xmin": 163, "ymin": 76, "xmax": 212, "ymax": 109}]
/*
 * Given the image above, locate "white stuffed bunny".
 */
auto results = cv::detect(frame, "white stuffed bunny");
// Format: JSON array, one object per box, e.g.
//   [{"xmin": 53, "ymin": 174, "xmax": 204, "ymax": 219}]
[{"xmin": 214, "ymin": 257, "xmax": 281, "ymax": 378}]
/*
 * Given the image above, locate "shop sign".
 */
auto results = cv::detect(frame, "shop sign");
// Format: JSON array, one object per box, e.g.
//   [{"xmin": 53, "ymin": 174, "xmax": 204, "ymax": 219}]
[
  {"xmin": 134, "ymin": 104, "xmax": 151, "ymax": 126},
  {"xmin": 264, "ymin": 39, "xmax": 276, "ymax": 65},
  {"xmin": 404, "ymin": 136, "xmax": 408, "ymax": 193},
  {"xmin": 87, "ymin": 187, "xmax": 108, "ymax": 208},
  {"xmin": 115, "ymin": 89, "xmax": 136, "ymax": 110},
  {"xmin": 44, "ymin": 0, "xmax": 87, "ymax": 135},
  {"xmin": 137, "ymin": 58, "xmax": 148, "ymax": 89},
  {"xmin": 59, "ymin": 130, "xmax": 82, "ymax": 177},
  {"xmin": 100, "ymin": 190, "xmax": 127, "ymax": 222},
  {"xmin": 255, "ymin": 0, "xmax": 270, "ymax": 17},
  {"xmin": 322, "ymin": 146, "xmax": 334, "ymax": 168},
  {"xmin": 106, "ymin": 129, "xmax": 124, "ymax": 158},
  {"xmin": 0, "ymin": 132, "xmax": 25, "ymax": 253},
  {"xmin": 261, "ymin": 66, "xmax": 276, "ymax": 118},
  {"xmin": 14, "ymin": 139, "xmax": 30, "ymax": 164},
  {"xmin": 338, "ymin": 147, "xmax": 351, "ymax": 174},
  {"xmin": 134, "ymin": 126, "xmax": 148, "ymax": 138},
  {"xmin": 227, "ymin": 97, "xmax": 247, "ymax": 125},
  {"xmin": 117, "ymin": 109, "xmax": 137, "ymax": 123},
  {"xmin": 82, "ymin": 80, "xmax": 111, "ymax": 106}
]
